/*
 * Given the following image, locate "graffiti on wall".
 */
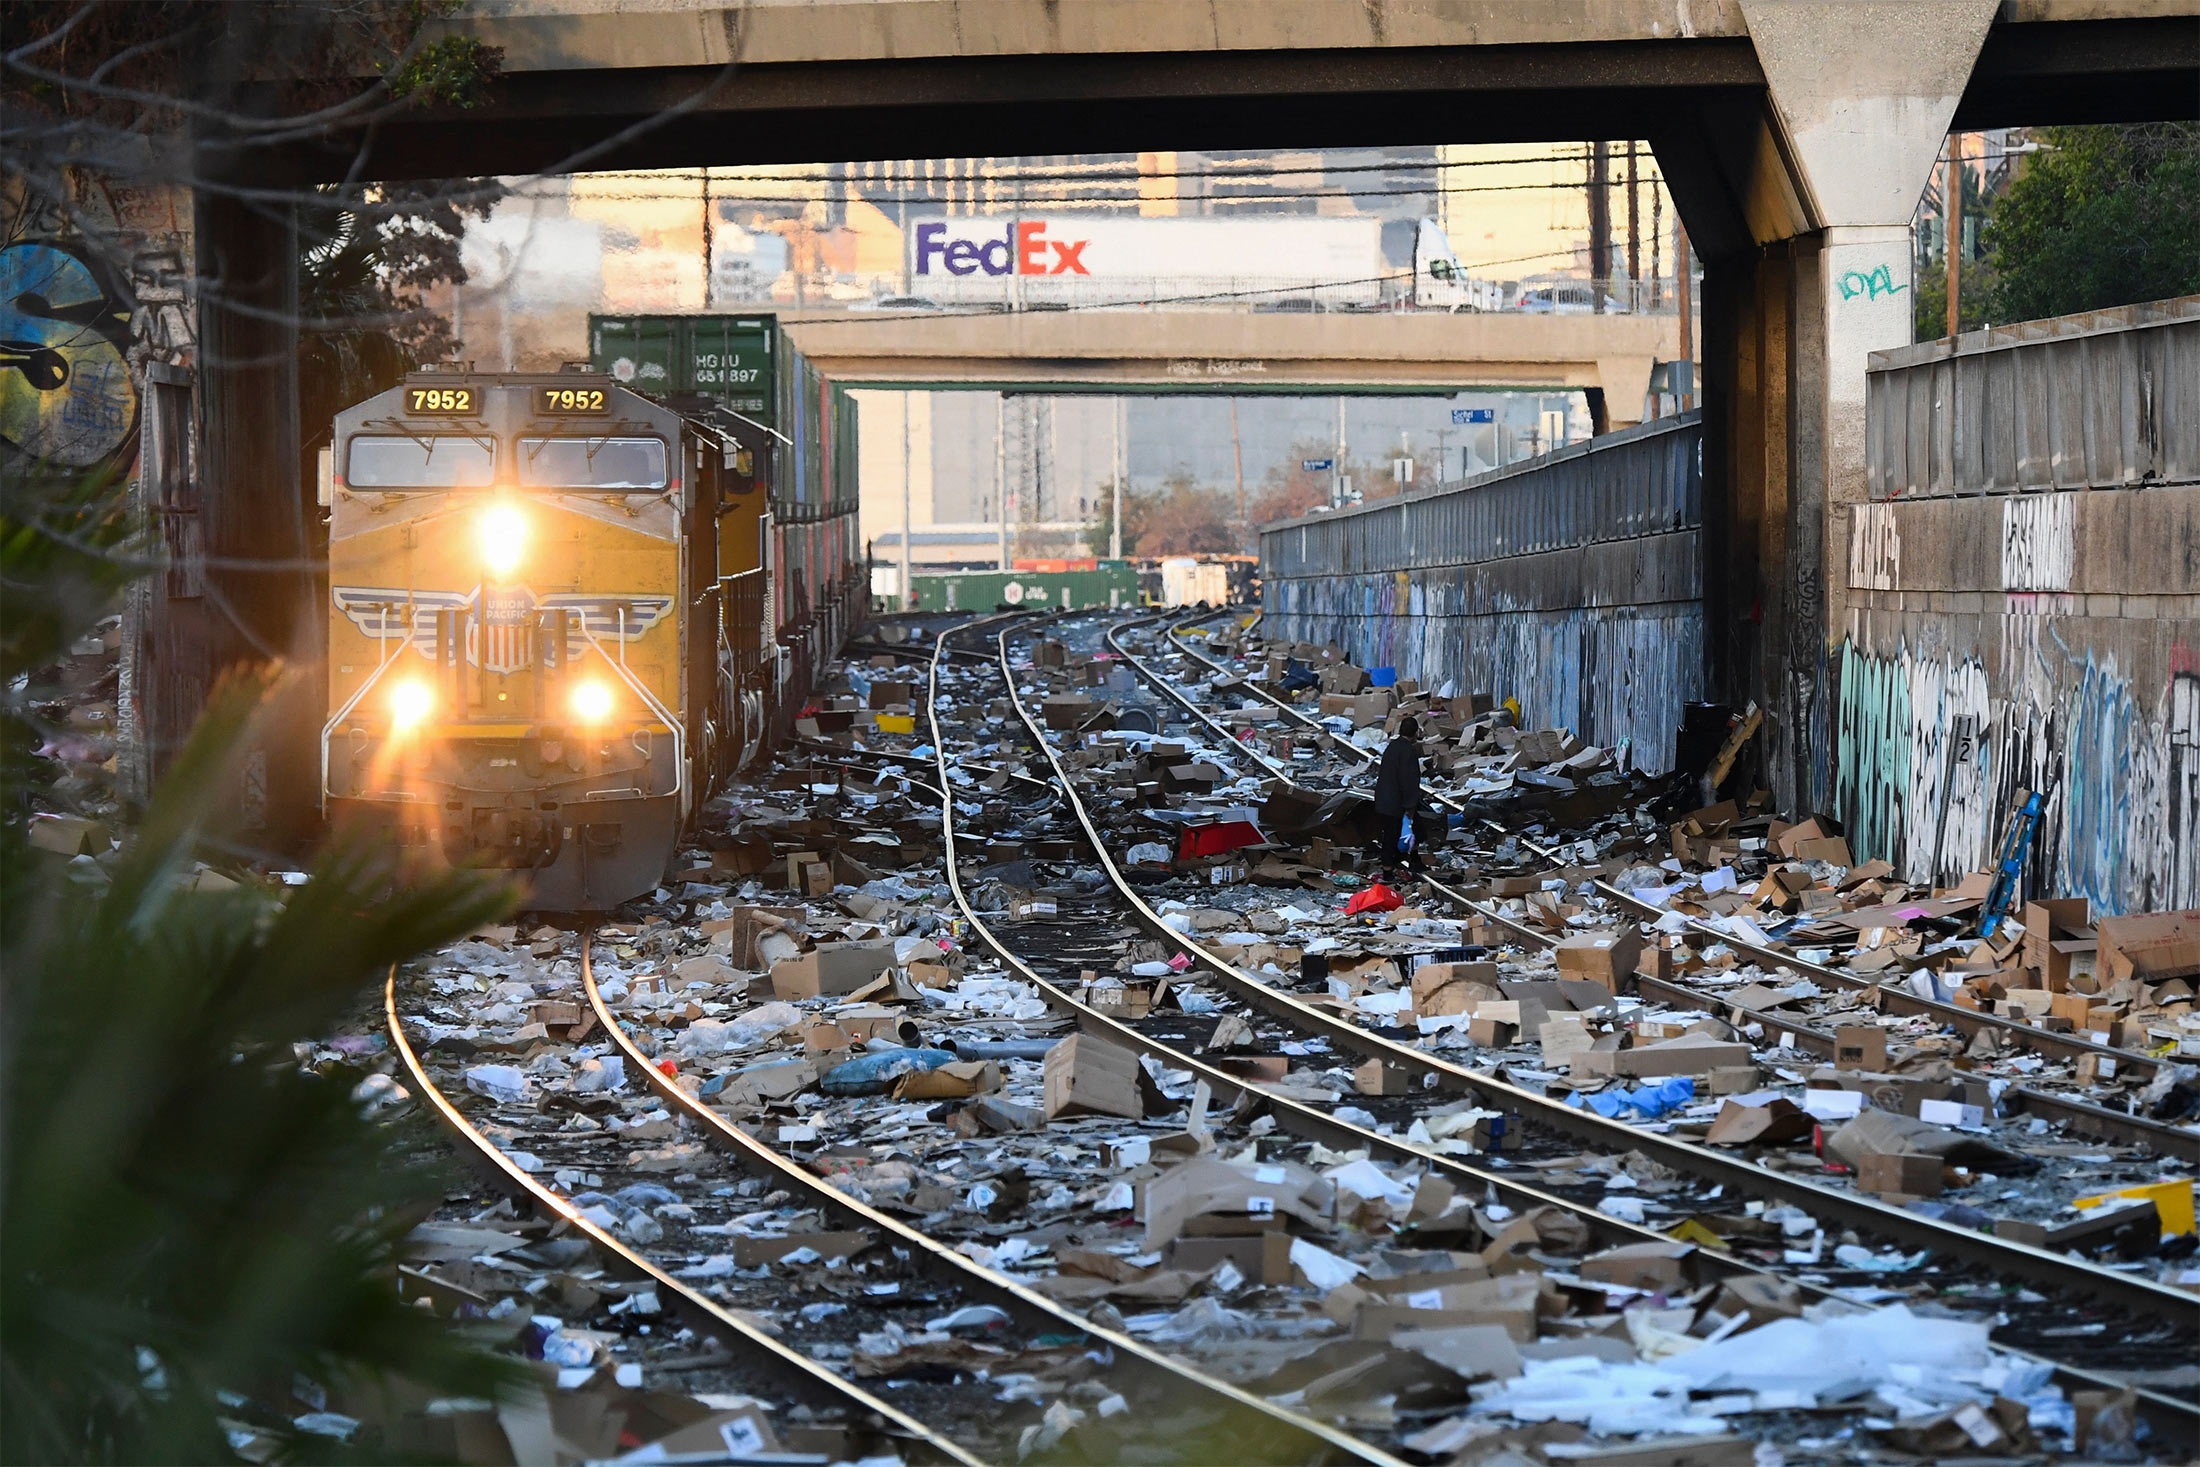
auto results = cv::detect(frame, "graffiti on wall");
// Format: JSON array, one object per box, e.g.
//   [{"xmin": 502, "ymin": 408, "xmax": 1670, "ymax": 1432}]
[
  {"xmin": 1837, "ymin": 638, "xmax": 2199, "ymax": 915},
  {"xmin": 1849, "ymin": 501, "xmax": 1900, "ymax": 590},
  {"xmin": 0, "ymin": 239, "xmax": 140, "ymax": 473},
  {"xmin": 1264, "ymin": 570, "xmax": 1704, "ymax": 775},
  {"xmin": 2001, "ymin": 493, "xmax": 2076, "ymax": 592},
  {"xmin": 2, "ymin": 171, "xmax": 194, "ymax": 480}
]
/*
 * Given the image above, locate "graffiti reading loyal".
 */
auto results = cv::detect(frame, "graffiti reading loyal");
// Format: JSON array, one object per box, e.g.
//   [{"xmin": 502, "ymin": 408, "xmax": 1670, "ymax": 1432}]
[{"xmin": 1837, "ymin": 264, "xmax": 1907, "ymax": 303}]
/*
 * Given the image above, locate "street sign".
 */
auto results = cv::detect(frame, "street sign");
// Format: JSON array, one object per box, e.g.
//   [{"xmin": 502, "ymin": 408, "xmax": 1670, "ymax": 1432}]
[
  {"xmin": 1301, "ymin": 458, "xmax": 1335, "ymax": 473},
  {"xmin": 1451, "ymin": 407, "xmax": 1496, "ymax": 424}
]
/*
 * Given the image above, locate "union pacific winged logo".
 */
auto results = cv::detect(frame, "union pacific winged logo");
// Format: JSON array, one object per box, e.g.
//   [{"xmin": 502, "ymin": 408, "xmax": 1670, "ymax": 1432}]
[{"xmin": 333, "ymin": 585, "xmax": 674, "ymax": 674}]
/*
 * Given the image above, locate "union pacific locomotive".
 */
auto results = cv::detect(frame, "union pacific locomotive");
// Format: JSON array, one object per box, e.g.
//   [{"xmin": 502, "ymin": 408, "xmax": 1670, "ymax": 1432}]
[{"xmin": 320, "ymin": 356, "xmax": 860, "ymax": 908}]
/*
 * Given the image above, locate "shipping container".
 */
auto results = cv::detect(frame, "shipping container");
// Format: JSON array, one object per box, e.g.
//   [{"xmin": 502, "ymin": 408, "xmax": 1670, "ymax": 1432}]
[
  {"xmin": 590, "ymin": 314, "xmax": 776, "ymax": 424},
  {"xmin": 907, "ymin": 564, "xmax": 1140, "ymax": 614}
]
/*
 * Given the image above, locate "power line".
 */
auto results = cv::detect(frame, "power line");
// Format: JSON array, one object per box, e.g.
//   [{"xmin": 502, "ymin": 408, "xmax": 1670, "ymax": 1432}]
[
  {"xmin": 513, "ymin": 176, "xmax": 1668, "ymax": 210},
  {"xmin": 642, "ymin": 148, "xmax": 1659, "ymax": 187}
]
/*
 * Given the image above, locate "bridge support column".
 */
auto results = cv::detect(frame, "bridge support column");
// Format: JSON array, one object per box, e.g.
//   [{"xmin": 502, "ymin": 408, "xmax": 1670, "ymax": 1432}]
[{"xmin": 1677, "ymin": 0, "xmax": 1998, "ymax": 814}]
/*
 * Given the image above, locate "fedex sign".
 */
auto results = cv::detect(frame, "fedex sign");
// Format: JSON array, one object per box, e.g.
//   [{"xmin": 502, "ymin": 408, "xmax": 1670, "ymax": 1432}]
[{"xmin": 915, "ymin": 220, "xmax": 1090, "ymax": 277}]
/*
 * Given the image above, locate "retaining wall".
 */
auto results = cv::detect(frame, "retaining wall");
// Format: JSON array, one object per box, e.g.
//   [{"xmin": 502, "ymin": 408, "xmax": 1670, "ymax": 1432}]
[
  {"xmin": 1839, "ymin": 298, "xmax": 2198, "ymax": 915},
  {"xmin": 1259, "ymin": 414, "xmax": 1704, "ymax": 773}
]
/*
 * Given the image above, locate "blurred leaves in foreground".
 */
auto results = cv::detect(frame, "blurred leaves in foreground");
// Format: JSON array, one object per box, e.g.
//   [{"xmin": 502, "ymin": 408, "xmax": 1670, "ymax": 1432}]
[{"xmin": 1, "ymin": 475, "xmax": 523, "ymax": 1460}]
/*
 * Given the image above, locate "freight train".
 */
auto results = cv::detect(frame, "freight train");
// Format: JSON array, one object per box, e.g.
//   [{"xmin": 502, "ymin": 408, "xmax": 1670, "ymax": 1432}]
[{"xmin": 319, "ymin": 323, "xmax": 861, "ymax": 908}]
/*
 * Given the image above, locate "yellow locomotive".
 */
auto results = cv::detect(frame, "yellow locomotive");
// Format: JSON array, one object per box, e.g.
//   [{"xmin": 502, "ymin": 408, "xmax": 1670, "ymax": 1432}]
[{"xmin": 319, "ymin": 365, "xmax": 847, "ymax": 908}]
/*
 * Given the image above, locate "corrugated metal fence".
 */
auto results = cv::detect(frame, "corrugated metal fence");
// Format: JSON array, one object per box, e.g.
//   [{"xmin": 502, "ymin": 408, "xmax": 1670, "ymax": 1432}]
[{"xmin": 1260, "ymin": 413, "xmax": 1704, "ymax": 773}]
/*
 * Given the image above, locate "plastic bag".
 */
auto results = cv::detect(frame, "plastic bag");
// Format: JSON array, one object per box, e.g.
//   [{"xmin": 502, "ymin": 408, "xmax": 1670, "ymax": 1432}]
[
  {"xmin": 1398, "ymin": 814, "xmax": 1416, "ymax": 854},
  {"xmin": 1344, "ymin": 882, "xmax": 1402, "ymax": 915}
]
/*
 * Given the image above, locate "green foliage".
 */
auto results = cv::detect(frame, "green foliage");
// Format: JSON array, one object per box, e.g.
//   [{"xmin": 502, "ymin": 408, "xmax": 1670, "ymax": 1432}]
[
  {"xmin": 0, "ymin": 474, "xmax": 523, "ymax": 1461},
  {"xmin": 382, "ymin": 33, "xmax": 501, "ymax": 111},
  {"xmin": 1982, "ymin": 124, "xmax": 2200, "ymax": 326}
]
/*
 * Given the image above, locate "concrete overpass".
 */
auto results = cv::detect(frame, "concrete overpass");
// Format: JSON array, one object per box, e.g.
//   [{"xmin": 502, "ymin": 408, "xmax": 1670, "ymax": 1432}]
[
  {"xmin": 778, "ymin": 309, "xmax": 1680, "ymax": 428},
  {"xmin": 183, "ymin": 0, "xmax": 2197, "ymax": 818}
]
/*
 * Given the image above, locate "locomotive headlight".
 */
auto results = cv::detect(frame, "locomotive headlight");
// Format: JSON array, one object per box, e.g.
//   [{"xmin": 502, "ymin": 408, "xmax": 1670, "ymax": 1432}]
[
  {"xmin": 570, "ymin": 679, "xmax": 615, "ymax": 724},
  {"xmin": 477, "ymin": 501, "xmax": 528, "ymax": 580},
  {"xmin": 390, "ymin": 678, "xmax": 434, "ymax": 731}
]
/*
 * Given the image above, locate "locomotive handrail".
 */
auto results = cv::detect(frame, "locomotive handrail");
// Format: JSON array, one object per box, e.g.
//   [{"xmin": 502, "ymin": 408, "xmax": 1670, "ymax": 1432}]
[
  {"xmin": 575, "ymin": 618, "xmax": 687, "ymax": 811},
  {"xmin": 317, "ymin": 624, "xmax": 412, "ymax": 810}
]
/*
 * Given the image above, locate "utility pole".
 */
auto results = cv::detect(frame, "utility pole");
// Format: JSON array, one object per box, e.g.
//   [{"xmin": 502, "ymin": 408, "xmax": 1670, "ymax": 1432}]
[
  {"xmin": 1229, "ymin": 396, "xmax": 1246, "ymax": 541},
  {"xmin": 1675, "ymin": 220, "xmax": 1694, "ymax": 411},
  {"xmin": 995, "ymin": 393, "xmax": 1009, "ymax": 570},
  {"xmin": 1945, "ymin": 134, "xmax": 1963, "ymax": 339},
  {"xmin": 1587, "ymin": 141, "xmax": 1611, "ymax": 312},
  {"xmin": 1651, "ymin": 179, "xmax": 1664, "ymax": 309},
  {"xmin": 1334, "ymin": 395, "xmax": 1347, "ymax": 507},
  {"xmin": 1110, "ymin": 396, "xmax": 1124, "ymax": 560},
  {"xmin": 1624, "ymin": 141, "xmax": 1641, "ymax": 310},
  {"xmin": 700, "ymin": 166, "xmax": 713, "ymax": 309},
  {"xmin": 899, "ymin": 391, "xmax": 913, "ymax": 608}
]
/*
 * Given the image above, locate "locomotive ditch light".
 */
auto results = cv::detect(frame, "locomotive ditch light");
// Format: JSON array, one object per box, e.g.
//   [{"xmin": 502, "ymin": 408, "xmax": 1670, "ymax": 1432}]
[
  {"xmin": 478, "ymin": 500, "xmax": 528, "ymax": 580},
  {"xmin": 390, "ymin": 677, "xmax": 435, "ymax": 732},
  {"xmin": 569, "ymin": 679, "xmax": 615, "ymax": 724}
]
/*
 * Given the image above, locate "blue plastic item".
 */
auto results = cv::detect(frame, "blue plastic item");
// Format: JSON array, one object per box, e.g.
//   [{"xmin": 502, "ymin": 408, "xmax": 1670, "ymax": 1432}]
[
  {"xmin": 820, "ymin": 1048, "xmax": 960, "ymax": 1096},
  {"xmin": 1368, "ymin": 667, "xmax": 1397, "ymax": 687}
]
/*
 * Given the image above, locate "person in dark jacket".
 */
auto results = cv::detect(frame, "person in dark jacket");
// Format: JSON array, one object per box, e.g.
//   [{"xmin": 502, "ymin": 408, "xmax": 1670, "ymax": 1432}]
[{"xmin": 1370, "ymin": 715, "xmax": 1426, "ymax": 875}]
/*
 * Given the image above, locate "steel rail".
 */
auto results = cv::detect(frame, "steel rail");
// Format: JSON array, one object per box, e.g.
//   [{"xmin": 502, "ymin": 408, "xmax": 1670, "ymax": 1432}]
[
  {"xmin": 381, "ymin": 971, "xmax": 980, "ymax": 1466},
  {"xmin": 1172, "ymin": 611, "xmax": 2167, "ymax": 1082},
  {"xmin": 981, "ymin": 618, "xmax": 2199, "ymax": 1446},
  {"xmin": 1627, "ymin": 972, "xmax": 2200, "ymax": 1162},
  {"xmin": 1065, "ymin": 618, "xmax": 2197, "ymax": 1324},
  {"xmin": 572, "ymin": 824, "xmax": 1389, "ymax": 1464},
  {"xmin": 1160, "ymin": 612, "xmax": 2175, "ymax": 1098}
]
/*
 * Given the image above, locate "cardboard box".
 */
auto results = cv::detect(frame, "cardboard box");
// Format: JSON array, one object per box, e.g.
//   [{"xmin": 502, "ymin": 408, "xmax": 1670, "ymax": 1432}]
[
  {"xmin": 1554, "ymin": 929, "xmax": 1646, "ymax": 992},
  {"xmin": 1167, "ymin": 1231, "xmax": 1293, "ymax": 1286},
  {"xmin": 1043, "ymin": 1033, "xmax": 1145, "ymax": 1122},
  {"xmin": 1858, "ymin": 1151, "xmax": 1942, "ymax": 1197},
  {"xmin": 1411, "ymin": 960, "xmax": 1498, "ymax": 1017},
  {"xmin": 2098, "ymin": 910, "xmax": 2200, "ymax": 983},
  {"xmin": 799, "ymin": 859, "xmax": 835, "ymax": 897},
  {"xmin": 768, "ymin": 939, "xmax": 899, "ymax": 999},
  {"xmin": 1142, "ymin": 1157, "xmax": 1329, "ymax": 1247},
  {"xmin": 1468, "ymin": 1016, "xmax": 1518, "ymax": 1047},
  {"xmin": 2023, "ymin": 898, "xmax": 2091, "ymax": 984},
  {"xmin": 1355, "ymin": 1058, "xmax": 1412, "ymax": 1096},
  {"xmin": 1576, "ymin": 1031, "xmax": 1750, "ymax": 1079},
  {"xmin": 1834, "ymin": 1024, "xmax": 1886, "ymax": 1071},
  {"xmin": 1917, "ymin": 1097, "xmax": 1986, "ymax": 1128},
  {"xmin": 1579, "ymin": 1242, "xmax": 1694, "ymax": 1292},
  {"xmin": 1041, "ymin": 694, "xmax": 1096, "ymax": 730},
  {"xmin": 1351, "ymin": 1272, "xmax": 1541, "ymax": 1343}
]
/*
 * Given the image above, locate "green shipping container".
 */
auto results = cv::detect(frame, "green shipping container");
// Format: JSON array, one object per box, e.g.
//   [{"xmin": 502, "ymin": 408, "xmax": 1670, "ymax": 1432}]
[
  {"xmin": 589, "ymin": 314, "xmax": 776, "ymax": 423},
  {"xmin": 906, "ymin": 565, "xmax": 1141, "ymax": 614}
]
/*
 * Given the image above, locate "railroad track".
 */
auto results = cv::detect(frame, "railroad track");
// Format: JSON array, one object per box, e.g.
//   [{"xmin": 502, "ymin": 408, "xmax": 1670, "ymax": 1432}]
[
  {"xmin": 960, "ymin": 610, "xmax": 2194, "ymax": 1446},
  {"xmin": 393, "ymin": 945, "xmax": 1385, "ymax": 1464},
  {"xmin": 1160, "ymin": 611, "xmax": 2180, "ymax": 1092},
  {"xmin": 383, "ymin": 971, "xmax": 984, "ymax": 1467},
  {"xmin": 1151, "ymin": 609, "xmax": 2195, "ymax": 1162}
]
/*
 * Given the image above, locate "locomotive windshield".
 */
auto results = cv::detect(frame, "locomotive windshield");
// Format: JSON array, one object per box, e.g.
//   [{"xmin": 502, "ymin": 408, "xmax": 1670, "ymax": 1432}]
[
  {"xmin": 347, "ymin": 434, "xmax": 496, "ymax": 488},
  {"xmin": 519, "ymin": 436, "xmax": 668, "ymax": 491}
]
